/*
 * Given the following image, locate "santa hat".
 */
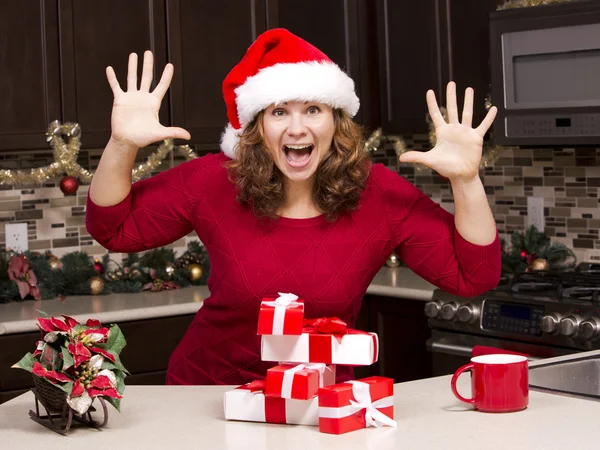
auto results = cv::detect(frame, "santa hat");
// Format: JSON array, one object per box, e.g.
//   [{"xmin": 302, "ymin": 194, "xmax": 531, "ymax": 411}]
[{"xmin": 220, "ymin": 28, "xmax": 360, "ymax": 158}]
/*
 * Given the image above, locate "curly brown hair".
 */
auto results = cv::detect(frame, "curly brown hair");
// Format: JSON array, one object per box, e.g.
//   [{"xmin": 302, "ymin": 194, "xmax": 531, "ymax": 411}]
[{"xmin": 226, "ymin": 109, "xmax": 371, "ymax": 221}]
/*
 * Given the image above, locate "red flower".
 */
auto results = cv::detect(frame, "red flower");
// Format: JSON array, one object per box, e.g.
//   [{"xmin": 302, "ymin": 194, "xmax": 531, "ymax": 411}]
[
  {"xmin": 142, "ymin": 268, "xmax": 180, "ymax": 292},
  {"xmin": 7, "ymin": 254, "xmax": 41, "ymax": 300},
  {"xmin": 68, "ymin": 341, "xmax": 92, "ymax": 368},
  {"xmin": 32, "ymin": 362, "xmax": 72, "ymax": 383}
]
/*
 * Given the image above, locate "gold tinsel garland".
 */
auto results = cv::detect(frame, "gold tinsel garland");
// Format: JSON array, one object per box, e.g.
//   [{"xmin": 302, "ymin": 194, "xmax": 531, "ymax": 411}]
[
  {"xmin": 366, "ymin": 104, "xmax": 512, "ymax": 173},
  {"xmin": 0, "ymin": 121, "xmax": 198, "ymax": 187},
  {"xmin": 497, "ymin": 0, "xmax": 573, "ymax": 10}
]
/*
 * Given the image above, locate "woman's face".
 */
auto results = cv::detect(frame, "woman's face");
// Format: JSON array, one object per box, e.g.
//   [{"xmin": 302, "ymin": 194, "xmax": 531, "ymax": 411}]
[{"xmin": 262, "ymin": 101, "xmax": 335, "ymax": 183}]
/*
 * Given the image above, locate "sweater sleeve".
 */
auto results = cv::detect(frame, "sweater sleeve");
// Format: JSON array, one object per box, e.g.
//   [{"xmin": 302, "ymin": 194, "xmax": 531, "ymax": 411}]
[
  {"xmin": 376, "ymin": 165, "xmax": 501, "ymax": 297},
  {"xmin": 85, "ymin": 157, "xmax": 206, "ymax": 253}
]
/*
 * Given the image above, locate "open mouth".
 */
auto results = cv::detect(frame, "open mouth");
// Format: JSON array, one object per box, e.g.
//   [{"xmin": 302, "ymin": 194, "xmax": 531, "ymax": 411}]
[{"xmin": 283, "ymin": 144, "xmax": 314, "ymax": 168}]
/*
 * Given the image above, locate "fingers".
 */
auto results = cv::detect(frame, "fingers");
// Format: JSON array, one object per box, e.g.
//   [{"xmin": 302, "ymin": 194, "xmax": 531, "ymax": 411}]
[
  {"xmin": 426, "ymin": 90, "xmax": 446, "ymax": 129},
  {"xmin": 139, "ymin": 51, "xmax": 154, "ymax": 92},
  {"xmin": 127, "ymin": 53, "xmax": 138, "ymax": 92},
  {"xmin": 446, "ymin": 82, "xmax": 459, "ymax": 124},
  {"xmin": 153, "ymin": 63, "xmax": 174, "ymax": 100},
  {"xmin": 462, "ymin": 87, "xmax": 474, "ymax": 128},
  {"xmin": 105, "ymin": 66, "xmax": 123, "ymax": 96},
  {"xmin": 163, "ymin": 126, "xmax": 191, "ymax": 141},
  {"xmin": 475, "ymin": 106, "xmax": 498, "ymax": 137}
]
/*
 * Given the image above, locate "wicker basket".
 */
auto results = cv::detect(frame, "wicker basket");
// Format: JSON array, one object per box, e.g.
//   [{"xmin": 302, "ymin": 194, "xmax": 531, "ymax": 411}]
[{"xmin": 32, "ymin": 375, "xmax": 68, "ymax": 413}]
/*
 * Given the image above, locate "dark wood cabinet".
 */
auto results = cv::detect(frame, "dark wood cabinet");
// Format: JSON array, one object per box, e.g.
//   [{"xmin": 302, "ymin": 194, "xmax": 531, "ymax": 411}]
[
  {"xmin": 167, "ymin": 0, "xmax": 268, "ymax": 148},
  {"xmin": 0, "ymin": 1, "xmax": 62, "ymax": 150},
  {"xmin": 376, "ymin": 0, "xmax": 504, "ymax": 135},
  {"xmin": 59, "ymin": 0, "xmax": 169, "ymax": 149},
  {"xmin": 446, "ymin": 0, "xmax": 505, "ymax": 127},
  {"xmin": 355, "ymin": 294, "xmax": 433, "ymax": 383}
]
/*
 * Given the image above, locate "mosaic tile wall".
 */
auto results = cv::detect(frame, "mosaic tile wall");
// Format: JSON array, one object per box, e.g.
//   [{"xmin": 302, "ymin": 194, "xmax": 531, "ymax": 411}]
[
  {"xmin": 0, "ymin": 147, "xmax": 201, "ymax": 262},
  {"xmin": 1, "ymin": 140, "xmax": 599, "ymax": 263},
  {"xmin": 371, "ymin": 135, "xmax": 600, "ymax": 263}
]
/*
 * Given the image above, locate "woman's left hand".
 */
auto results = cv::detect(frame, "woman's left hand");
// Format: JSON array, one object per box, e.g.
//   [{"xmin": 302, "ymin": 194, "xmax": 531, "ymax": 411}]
[{"xmin": 399, "ymin": 82, "xmax": 497, "ymax": 183}]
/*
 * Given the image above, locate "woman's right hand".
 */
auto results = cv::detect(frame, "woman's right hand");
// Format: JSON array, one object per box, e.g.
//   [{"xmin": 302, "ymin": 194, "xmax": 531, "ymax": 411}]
[{"xmin": 106, "ymin": 51, "xmax": 191, "ymax": 150}]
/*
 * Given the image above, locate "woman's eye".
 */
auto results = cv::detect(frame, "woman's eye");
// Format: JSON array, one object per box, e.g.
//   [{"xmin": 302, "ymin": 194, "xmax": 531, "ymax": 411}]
[
  {"xmin": 307, "ymin": 106, "xmax": 320, "ymax": 115},
  {"xmin": 273, "ymin": 109, "xmax": 285, "ymax": 117}
]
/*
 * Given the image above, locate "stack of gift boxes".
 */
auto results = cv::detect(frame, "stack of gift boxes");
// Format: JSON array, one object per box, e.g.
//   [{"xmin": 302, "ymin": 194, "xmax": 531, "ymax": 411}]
[{"xmin": 224, "ymin": 293, "xmax": 397, "ymax": 434}]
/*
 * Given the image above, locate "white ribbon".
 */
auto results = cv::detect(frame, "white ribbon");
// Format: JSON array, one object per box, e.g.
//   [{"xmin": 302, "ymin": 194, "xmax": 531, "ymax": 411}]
[
  {"xmin": 318, "ymin": 380, "xmax": 397, "ymax": 428},
  {"xmin": 263, "ymin": 292, "xmax": 301, "ymax": 335},
  {"xmin": 280, "ymin": 362, "xmax": 329, "ymax": 398}
]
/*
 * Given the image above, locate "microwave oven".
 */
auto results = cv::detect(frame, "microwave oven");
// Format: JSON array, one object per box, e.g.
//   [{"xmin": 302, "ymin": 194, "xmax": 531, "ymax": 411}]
[{"xmin": 490, "ymin": 1, "xmax": 600, "ymax": 146}]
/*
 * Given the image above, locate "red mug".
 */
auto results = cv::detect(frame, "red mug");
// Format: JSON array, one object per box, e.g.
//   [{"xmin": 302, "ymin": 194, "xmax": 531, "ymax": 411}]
[{"xmin": 450, "ymin": 354, "xmax": 528, "ymax": 413}]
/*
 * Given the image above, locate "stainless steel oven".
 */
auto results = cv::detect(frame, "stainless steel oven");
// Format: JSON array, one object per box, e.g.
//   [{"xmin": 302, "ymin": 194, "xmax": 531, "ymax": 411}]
[{"xmin": 425, "ymin": 269, "xmax": 600, "ymax": 376}]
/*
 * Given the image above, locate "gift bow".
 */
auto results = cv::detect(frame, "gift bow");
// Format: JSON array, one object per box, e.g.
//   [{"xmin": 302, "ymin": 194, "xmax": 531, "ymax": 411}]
[
  {"xmin": 303, "ymin": 317, "xmax": 347, "ymax": 335},
  {"xmin": 245, "ymin": 380, "xmax": 267, "ymax": 393},
  {"xmin": 281, "ymin": 363, "xmax": 329, "ymax": 398},
  {"xmin": 347, "ymin": 380, "xmax": 397, "ymax": 428},
  {"xmin": 263, "ymin": 293, "xmax": 302, "ymax": 335},
  {"xmin": 318, "ymin": 380, "xmax": 397, "ymax": 428}
]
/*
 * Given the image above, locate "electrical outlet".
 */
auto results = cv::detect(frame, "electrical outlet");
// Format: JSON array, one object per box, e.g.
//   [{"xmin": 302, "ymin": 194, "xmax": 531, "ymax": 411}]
[
  {"xmin": 527, "ymin": 196, "xmax": 544, "ymax": 232},
  {"xmin": 5, "ymin": 223, "xmax": 28, "ymax": 253},
  {"xmin": 584, "ymin": 249, "xmax": 600, "ymax": 263}
]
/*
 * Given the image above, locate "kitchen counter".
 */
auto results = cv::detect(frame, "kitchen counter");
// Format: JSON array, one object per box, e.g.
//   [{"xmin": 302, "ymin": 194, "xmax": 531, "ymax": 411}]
[
  {"xmin": 1, "ymin": 351, "xmax": 599, "ymax": 449},
  {"xmin": 0, "ymin": 266, "xmax": 435, "ymax": 335}
]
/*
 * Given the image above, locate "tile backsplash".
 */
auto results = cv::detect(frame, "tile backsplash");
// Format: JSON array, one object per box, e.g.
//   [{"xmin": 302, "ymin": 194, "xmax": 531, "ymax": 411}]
[
  {"xmin": 371, "ymin": 135, "xmax": 600, "ymax": 263},
  {"xmin": 1, "ymin": 140, "xmax": 599, "ymax": 264}
]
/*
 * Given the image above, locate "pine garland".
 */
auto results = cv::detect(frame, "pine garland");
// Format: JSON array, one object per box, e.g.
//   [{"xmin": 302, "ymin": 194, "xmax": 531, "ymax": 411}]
[
  {"xmin": 0, "ymin": 241, "xmax": 211, "ymax": 303},
  {"xmin": 501, "ymin": 225, "xmax": 576, "ymax": 273}
]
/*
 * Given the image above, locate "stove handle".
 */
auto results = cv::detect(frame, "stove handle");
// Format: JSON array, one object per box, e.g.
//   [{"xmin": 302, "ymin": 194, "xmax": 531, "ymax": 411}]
[{"xmin": 427, "ymin": 339, "xmax": 541, "ymax": 360}]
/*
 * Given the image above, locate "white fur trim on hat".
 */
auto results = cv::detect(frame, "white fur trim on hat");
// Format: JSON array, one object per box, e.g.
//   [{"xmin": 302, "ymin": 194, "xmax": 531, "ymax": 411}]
[
  {"xmin": 235, "ymin": 61, "xmax": 360, "ymax": 127},
  {"xmin": 220, "ymin": 123, "xmax": 240, "ymax": 159}
]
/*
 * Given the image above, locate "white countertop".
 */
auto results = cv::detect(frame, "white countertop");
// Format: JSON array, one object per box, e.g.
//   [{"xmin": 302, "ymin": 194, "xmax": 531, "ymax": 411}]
[
  {"xmin": 0, "ymin": 267, "xmax": 435, "ymax": 335},
  {"xmin": 1, "ymin": 351, "xmax": 599, "ymax": 449}
]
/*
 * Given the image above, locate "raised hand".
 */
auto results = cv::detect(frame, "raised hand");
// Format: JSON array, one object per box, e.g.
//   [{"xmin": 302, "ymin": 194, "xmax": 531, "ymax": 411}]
[
  {"xmin": 107, "ymin": 51, "xmax": 190, "ymax": 149},
  {"xmin": 399, "ymin": 82, "xmax": 497, "ymax": 183}
]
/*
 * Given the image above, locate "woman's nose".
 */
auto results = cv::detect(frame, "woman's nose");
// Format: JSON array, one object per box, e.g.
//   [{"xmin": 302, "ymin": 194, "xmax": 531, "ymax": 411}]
[{"xmin": 286, "ymin": 113, "xmax": 308, "ymax": 137}]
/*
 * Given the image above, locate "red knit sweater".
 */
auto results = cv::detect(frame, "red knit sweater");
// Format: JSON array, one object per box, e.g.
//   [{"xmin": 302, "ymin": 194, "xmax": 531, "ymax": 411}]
[{"xmin": 85, "ymin": 152, "xmax": 501, "ymax": 385}]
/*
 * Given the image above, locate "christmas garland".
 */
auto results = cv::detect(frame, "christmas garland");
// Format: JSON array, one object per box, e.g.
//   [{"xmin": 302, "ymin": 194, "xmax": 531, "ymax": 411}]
[
  {"xmin": 0, "ymin": 241, "xmax": 210, "ymax": 304},
  {"xmin": 0, "ymin": 121, "xmax": 198, "ymax": 187},
  {"xmin": 501, "ymin": 226, "xmax": 577, "ymax": 273}
]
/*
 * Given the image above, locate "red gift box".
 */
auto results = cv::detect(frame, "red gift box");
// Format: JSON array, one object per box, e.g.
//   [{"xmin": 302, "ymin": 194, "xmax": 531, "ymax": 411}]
[
  {"xmin": 261, "ymin": 317, "xmax": 378, "ymax": 365},
  {"xmin": 265, "ymin": 363, "xmax": 336, "ymax": 400},
  {"xmin": 257, "ymin": 293, "xmax": 304, "ymax": 335},
  {"xmin": 224, "ymin": 380, "xmax": 318, "ymax": 425},
  {"xmin": 318, "ymin": 376, "xmax": 396, "ymax": 434}
]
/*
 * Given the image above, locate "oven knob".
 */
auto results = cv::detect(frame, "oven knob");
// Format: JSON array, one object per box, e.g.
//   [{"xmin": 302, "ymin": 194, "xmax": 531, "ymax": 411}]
[
  {"xmin": 457, "ymin": 304, "xmax": 479, "ymax": 323},
  {"xmin": 578, "ymin": 318, "xmax": 600, "ymax": 340},
  {"xmin": 424, "ymin": 301, "xmax": 442, "ymax": 318},
  {"xmin": 541, "ymin": 314, "xmax": 561, "ymax": 334},
  {"xmin": 441, "ymin": 302, "xmax": 459, "ymax": 320},
  {"xmin": 559, "ymin": 315, "xmax": 581, "ymax": 337}
]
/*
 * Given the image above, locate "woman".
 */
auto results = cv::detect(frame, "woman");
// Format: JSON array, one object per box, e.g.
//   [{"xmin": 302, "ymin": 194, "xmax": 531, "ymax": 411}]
[{"xmin": 86, "ymin": 28, "xmax": 501, "ymax": 385}]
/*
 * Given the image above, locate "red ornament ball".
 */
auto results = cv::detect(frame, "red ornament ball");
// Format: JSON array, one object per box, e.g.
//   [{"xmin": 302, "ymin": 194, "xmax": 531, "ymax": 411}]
[
  {"xmin": 520, "ymin": 248, "xmax": 528, "ymax": 259},
  {"xmin": 60, "ymin": 176, "xmax": 79, "ymax": 196},
  {"xmin": 94, "ymin": 260, "xmax": 105, "ymax": 274}
]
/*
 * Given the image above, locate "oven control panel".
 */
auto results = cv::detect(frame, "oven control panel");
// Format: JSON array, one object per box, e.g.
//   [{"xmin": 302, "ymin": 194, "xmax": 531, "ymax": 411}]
[{"xmin": 482, "ymin": 300, "xmax": 545, "ymax": 337}]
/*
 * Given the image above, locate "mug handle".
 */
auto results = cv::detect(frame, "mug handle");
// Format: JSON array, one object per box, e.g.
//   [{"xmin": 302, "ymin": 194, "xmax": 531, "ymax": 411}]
[{"xmin": 450, "ymin": 363, "xmax": 475, "ymax": 404}]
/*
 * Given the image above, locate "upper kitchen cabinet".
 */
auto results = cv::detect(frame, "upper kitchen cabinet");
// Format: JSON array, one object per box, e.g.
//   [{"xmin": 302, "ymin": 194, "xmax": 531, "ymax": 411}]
[
  {"xmin": 58, "ymin": 0, "xmax": 169, "ymax": 148},
  {"xmin": 266, "ymin": 0, "xmax": 380, "ymax": 129},
  {"xmin": 376, "ymin": 0, "xmax": 504, "ymax": 135},
  {"xmin": 166, "ymin": 0, "xmax": 268, "ymax": 148},
  {"xmin": 0, "ymin": 1, "xmax": 62, "ymax": 151},
  {"xmin": 446, "ymin": 0, "xmax": 505, "ymax": 127},
  {"xmin": 376, "ymin": 0, "xmax": 445, "ymax": 134}
]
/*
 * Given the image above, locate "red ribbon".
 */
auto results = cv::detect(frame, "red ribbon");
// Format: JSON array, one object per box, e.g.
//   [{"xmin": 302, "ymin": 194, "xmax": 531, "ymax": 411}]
[
  {"xmin": 238, "ymin": 380, "xmax": 287, "ymax": 423},
  {"xmin": 303, "ymin": 317, "xmax": 377, "ymax": 365}
]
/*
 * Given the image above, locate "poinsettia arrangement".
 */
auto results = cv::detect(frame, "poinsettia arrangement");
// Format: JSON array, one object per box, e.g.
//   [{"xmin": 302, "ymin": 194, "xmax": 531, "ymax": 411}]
[{"xmin": 12, "ymin": 313, "xmax": 128, "ymax": 415}]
